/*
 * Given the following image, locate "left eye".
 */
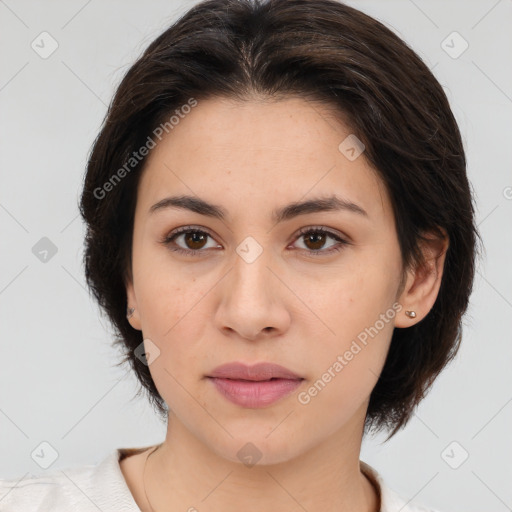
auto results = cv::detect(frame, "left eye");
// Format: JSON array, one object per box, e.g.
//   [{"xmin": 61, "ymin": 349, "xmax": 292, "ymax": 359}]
[
  {"xmin": 293, "ymin": 227, "xmax": 348, "ymax": 255},
  {"xmin": 161, "ymin": 226, "xmax": 348, "ymax": 256}
]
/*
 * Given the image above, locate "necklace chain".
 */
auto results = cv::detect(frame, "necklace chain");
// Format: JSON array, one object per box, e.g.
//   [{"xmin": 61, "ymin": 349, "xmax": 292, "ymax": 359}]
[{"xmin": 143, "ymin": 444, "xmax": 161, "ymax": 512}]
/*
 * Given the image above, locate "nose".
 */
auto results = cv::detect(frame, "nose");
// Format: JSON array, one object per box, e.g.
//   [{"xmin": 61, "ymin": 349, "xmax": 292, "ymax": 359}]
[{"xmin": 214, "ymin": 243, "xmax": 291, "ymax": 341}]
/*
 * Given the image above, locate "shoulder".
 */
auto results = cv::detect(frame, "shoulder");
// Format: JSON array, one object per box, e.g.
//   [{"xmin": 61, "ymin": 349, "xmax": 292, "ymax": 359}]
[
  {"xmin": 0, "ymin": 464, "xmax": 96, "ymax": 510},
  {"xmin": 361, "ymin": 461, "xmax": 443, "ymax": 512},
  {"xmin": 0, "ymin": 448, "xmax": 142, "ymax": 511}
]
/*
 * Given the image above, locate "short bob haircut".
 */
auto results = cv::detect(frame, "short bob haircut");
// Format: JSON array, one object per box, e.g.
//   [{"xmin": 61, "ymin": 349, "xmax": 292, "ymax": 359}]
[{"xmin": 79, "ymin": 0, "xmax": 479, "ymax": 437}]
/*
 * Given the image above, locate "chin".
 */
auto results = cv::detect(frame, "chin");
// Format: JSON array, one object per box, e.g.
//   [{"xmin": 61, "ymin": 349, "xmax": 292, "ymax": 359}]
[{"xmin": 209, "ymin": 431, "xmax": 312, "ymax": 468}]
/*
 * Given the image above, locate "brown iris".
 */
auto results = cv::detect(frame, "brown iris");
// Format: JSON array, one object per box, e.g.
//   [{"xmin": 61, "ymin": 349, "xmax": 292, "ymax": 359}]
[
  {"xmin": 303, "ymin": 231, "xmax": 327, "ymax": 251},
  {"xmin": 184, "ymin": 231, "xmax": 208, "ymax": 250}
]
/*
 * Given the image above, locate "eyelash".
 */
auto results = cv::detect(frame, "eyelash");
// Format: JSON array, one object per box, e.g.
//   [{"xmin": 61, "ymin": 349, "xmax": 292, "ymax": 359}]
[{"xmin": 160, "ymin": 225, "xmax": 349, "ymax": 257}]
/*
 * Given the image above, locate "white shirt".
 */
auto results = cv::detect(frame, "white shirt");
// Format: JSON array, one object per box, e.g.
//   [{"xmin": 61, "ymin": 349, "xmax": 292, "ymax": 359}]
[{"xmin": 0, "ymin": 446, "xmax": 440, "ymax": 511}]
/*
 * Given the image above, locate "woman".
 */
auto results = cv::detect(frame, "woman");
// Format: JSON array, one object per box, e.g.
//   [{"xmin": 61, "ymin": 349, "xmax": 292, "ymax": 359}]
[{"xmin": 0, "ymin": 0, "xmax": 478, "ymax": 510}]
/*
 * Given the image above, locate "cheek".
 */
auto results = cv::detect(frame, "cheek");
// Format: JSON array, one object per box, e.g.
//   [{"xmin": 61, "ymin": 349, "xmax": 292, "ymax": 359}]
[
  {"xmin": 297, "ymin": 319, "xmax": 394, "ymax": 425},
  {"xmin": 292, "ymin": 250, "xmax": 399, "ymax": 400},
  {"xmin": 133, "ymin": 261, "xmax": 218, "ymax": 385},
  {"xmin": 133, "ymin": 239, "xmax": 203, "ymax": 338},
  {"xmin": 291, "ymin": 248, "xmax": 400, "ymax": 341},
  {"xmin": 138, "ymin": 277, "xmax": 209, "ymax": 354}
]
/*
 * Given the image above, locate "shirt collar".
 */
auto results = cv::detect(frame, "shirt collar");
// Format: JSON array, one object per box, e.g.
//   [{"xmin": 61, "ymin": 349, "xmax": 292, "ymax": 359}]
[{"xmin": 98, "ymin": 447, "xmax": 415, "ymax": 512}]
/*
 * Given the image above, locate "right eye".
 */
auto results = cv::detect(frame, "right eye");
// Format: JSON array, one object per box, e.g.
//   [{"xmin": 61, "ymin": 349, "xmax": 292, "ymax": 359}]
[{"xmin": 161, "ymin": 226, "xmax": 221, "ymax": 256}]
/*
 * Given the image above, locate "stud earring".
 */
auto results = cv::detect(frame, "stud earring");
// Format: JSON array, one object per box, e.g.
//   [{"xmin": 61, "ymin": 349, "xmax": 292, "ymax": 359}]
[
  {"xmin": 405, "ymin": 310, "xmax": 416, "ymax": 318},
  {"xmin": 126, "ymin": 306, "xmax": 135, "ymax": 318}
]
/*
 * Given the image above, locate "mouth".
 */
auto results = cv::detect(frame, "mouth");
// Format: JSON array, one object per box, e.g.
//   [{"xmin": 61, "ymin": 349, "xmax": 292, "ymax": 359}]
[
  {"xmin": 207, "ymin": 362, "xmax": 304, "ymax": 408},
  {"xmin": 208, "ymin": 361, "xmax": 304, "ymax": 381}
]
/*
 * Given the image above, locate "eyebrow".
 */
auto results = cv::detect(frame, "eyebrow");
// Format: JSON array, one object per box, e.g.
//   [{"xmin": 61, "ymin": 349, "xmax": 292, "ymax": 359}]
[{"xmin": 149, "ymin": 194, "xmax": 368, "ymax": 223}]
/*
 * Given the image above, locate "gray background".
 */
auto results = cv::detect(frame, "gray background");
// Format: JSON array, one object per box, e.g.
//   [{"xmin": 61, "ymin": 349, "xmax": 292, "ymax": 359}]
[{"xmin": 1, "ymin": 1, "xmax": 511, "ymax": 510}]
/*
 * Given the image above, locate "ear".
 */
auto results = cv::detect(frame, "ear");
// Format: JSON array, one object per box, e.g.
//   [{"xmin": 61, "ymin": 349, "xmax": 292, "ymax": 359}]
[
  {"xmin": 125, "ymin": 278, "xmax": 142, "ymax": 331},
  {"xmin": 395, "ymin": 229, "xmax": 449, "ymax": 328}
]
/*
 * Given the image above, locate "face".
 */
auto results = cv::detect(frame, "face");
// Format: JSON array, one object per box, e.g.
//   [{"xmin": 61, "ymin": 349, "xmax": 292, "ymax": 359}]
[{"xmin": 126, "ymin": 96, "xmax": 406, "ymax": 465}]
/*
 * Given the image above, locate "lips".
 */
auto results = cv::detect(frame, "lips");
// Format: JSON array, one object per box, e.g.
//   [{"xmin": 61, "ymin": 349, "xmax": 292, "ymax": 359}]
[
  {"xmin": 208, "ymin": 362, "xmax": 303, "ymax": 381},
  {"xmin": 207, "ymin": 362, "xmax": 304, "ymax": 408}
]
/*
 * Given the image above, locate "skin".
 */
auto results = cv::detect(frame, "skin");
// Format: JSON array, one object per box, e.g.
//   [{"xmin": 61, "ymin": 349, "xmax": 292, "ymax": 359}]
[{"xmin": 123, "ymin": 96, "xmax": 448, "ymax": 512}]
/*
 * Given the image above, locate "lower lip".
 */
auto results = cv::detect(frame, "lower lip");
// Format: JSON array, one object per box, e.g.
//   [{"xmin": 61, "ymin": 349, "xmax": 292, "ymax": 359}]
[{"xmin": 208, "ymin": 377, "xmax": 303, "ymax": 408}]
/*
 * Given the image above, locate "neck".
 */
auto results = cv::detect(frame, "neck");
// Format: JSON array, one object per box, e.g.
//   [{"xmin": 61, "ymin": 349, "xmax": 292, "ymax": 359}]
[{"xmin": 143, "ymin": 416, "xmax": 379, "ymax": 512}]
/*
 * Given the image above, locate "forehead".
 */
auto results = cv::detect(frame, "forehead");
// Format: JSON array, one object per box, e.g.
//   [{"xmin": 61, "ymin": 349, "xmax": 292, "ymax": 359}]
[{"xmin": 136, "ymin": 96, "xmax": 390, "ymax": 222}]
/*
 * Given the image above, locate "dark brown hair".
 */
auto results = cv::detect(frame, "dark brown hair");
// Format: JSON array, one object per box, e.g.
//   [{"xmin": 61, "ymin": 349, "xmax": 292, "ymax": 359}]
[{"xmin": 79, "ymin": 0, "xmax": 479, "ymax": 436}]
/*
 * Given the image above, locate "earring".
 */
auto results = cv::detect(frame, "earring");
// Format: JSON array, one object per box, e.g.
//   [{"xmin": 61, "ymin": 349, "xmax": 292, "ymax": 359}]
[
  {"xmin": 126, "ymin": 306, "xmax": 135, "ymax": 318},
  {"xmin": 405, "ymin": 310, "xmax": 416, "ymax": 318}
]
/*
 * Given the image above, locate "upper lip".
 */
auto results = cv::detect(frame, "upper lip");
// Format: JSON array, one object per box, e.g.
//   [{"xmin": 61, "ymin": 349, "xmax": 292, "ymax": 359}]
[{"xmin": 208, "ymin": 362, "xmax": 303, "ymax": 381}]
